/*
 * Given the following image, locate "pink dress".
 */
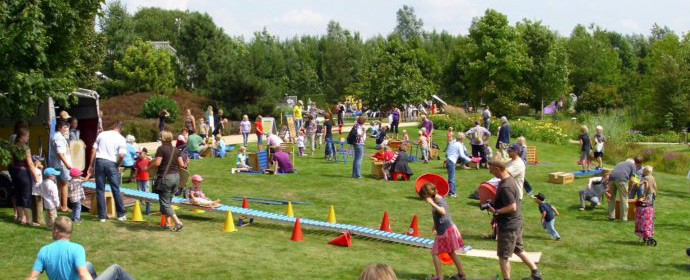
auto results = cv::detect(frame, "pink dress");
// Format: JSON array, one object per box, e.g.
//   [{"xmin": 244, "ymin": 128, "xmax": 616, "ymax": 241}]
[{"xmin": 430, "ymin": 198, "xmax": 464, "ymax": 255}]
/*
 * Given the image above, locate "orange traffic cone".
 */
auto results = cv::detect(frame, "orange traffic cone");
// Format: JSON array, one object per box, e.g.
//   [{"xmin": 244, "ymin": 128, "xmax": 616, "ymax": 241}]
[
  {"xmin": 328, "ymin": 231, "xmax": 352, "ymax": 247},
  {"xmin": 242, "ymin": 197, "xmax": 249, "ymax": 209},
  {"xmin": 406, "ymin": 215, "xmax": 419, "ymax": 237},
  {"xmin": 160, "ymin": 214, "xmax": 167, "ymax": 228},
  {"xmin": 379, "ymin": 211, "xmax": 392, "ymax": 232},
  {"xmin": 439, "ymin": 252, "xmax": 453, "ymax": 265},
  {"xmin": 290, "ymin": 218, "xmax": 304, "ymax": 242}
]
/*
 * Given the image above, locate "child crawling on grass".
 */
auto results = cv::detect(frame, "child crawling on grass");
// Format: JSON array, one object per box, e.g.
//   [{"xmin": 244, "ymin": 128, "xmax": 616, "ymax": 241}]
[{"xmin": 418, "ymin": 183, "xmax": 467, "ymax": 280}]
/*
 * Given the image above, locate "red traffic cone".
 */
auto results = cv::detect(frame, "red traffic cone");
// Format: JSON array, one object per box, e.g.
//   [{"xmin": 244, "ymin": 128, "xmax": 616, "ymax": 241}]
[
  {"xmin": 328, "ymin": 232, "xmax": 352, "ymax": 247},
  {"xmin": 439, "ymin": 252, "xmax": 453, "ymax": 265},
  {"xmin": 242, "ymin": 197, "xmax": 249, "ymax": 209},
  {"xmin": 407, "ymin": 215, "xmax": 419, "ymax": 237},
  {"xmin": 290, "ymin": 218, "xmax": 304, "ymax": 242},
  {"xmin": 379, "ymin": 211, "xmax": 392, "ymax": 232},
  {"xmin": 160, "ymin": 214, "xmax": 167, "ymax": 228}
]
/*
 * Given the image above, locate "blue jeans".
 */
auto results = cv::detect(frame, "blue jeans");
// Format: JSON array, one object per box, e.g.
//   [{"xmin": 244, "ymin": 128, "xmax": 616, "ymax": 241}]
[
  {"xmin": 294, "ymin": 119, "xmax": 303, "ymax": 131},
  {"xmin": 542, "ymin": 219, "xmax": 560, "ymax": 239},
  {"xmin": 325, "ymin": 137, "xmax": 335, "ymax": 156},
  {"xmin": 87, "ymin": 262, "xmax": 134, "ymax": 280},
  {"xmin": 446, "ymin": 159, "xmax": 456, "ymax": 195},
  {"xmin": 70, "ymin": 201, "xmax": 81, "ymax": 221},
  {"xmin": 257, "ymin": 134, "xmax": 263, "ymax": 146},
  {"xmin": 95, "ymin": 158, "xmax": 125, "ymax": 219},
  {"xmin": 242, "ymin": 132, "xmax": 249, "ymax": 146},
  {"xmin": 483, "ymin": 118, "xmax": 491, "ymax": 131},
  {"xmin": 352, "ymin": 144, "xmax": 364, "ymax": 178},
  {"xmin": 136, "ymin": 180, "xmax": 150, "ymax": 209}
]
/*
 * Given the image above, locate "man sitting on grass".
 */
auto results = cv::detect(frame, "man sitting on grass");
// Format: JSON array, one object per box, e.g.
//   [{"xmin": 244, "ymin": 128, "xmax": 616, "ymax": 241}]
[{"xmin": 27, "ymin": 216, "xmax": 134, "ymax": 280}]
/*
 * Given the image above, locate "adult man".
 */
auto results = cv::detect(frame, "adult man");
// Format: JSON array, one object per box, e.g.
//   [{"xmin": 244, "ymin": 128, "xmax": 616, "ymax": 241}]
[
  {"xmin": 351, "ymin": 116, "xmax": 367, "ymax": 179},
  {"xmin": 27, "ymin": 216, "xmax": 134, "ymax": 280},
  {"xmin": 506, "ymin": 144, "xmax": 526, "ymax": 200},
  {"xmin": 607, "ymin": 156, "xmax": 643, "ymax": 221},
  {"xmin": 293, "ymin": 100, "xmax": 304, "ymax": 130},
  {"xmin": 186, "ymin": 131, "xmax": 206, "ymax": 158},
  {"xmin": 483, "ymin": 106, "xmax": 492, "ymax": 131},
  {"xmin": 49, "ymin": 120, "xmax": 72, "ymax": 212},
  {"xmin": 465, "ymin": 122, "xmax": 491, "ymax": 167},
  {"xmin": 579, "ymin": 175, "xmax": 609, "ymax": 210},
  {"xmin": 486, "ymin": 159, "xmax": 542, "ymax": 280},
  {"xmin": 445, "ymin": 132, "xmax": 471, "ymax": 197},
  {"xmin": 272, "ymin": 146, "xmax": 294, "ymax": 174},
  {"xmin": 88, "ymin": 121, "xmax": 127, "ymax": 222}
]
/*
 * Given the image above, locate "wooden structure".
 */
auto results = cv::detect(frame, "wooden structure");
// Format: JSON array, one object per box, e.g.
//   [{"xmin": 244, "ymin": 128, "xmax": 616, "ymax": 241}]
[
  {"xmin": 371, "ymin": 161, "xmax": 385, "ymax": 179},
  {"xmin": 90, "ymin": 191, "xmax": 117, "ymax": 218},
  {"xmin": 549, "ymin": 172, "xmax": 574, "ymax": 184},
  {"xmin": 614, "ymin": 200, "xmax": 637, "ymax": 220},
  {"xmin": 527, "ymin": 146, "xmax": 538, "ymax": 164}
]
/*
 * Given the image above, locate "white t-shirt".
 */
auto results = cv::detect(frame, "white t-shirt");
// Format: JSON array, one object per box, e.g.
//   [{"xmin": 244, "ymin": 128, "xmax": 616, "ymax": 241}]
[
  {"xmin": 41, "ymin": 179, "xmax": 60, "ymax": 209},
  {"xmin": 32, "ymin": 168, "xmax": 42, "ymax": 196},
  {"xmin": 93, "ymin": 130, "xmax": 126, "ymax": 163},
  {"xmin": 49, "ymin": 132, "xmax": 72, "ymax": 169},
  {"xmin": 506, "ymin": 158, "xmax": 525, "ymax": 200}
]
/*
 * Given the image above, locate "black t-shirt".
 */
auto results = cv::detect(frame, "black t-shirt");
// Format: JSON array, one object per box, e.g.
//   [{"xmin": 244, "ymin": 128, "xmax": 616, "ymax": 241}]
[
  {"xmin": 495, "ymin": 176, "xmax": 522, "ymax": 231},
  {"xmin": 158, "ymin": 114, "xmax": 166, "ymax": 129},
  {"xmin": 155, "ymin": 144, "xmax": 181, "ymax": 175},
  {"xmin": 580, "ymin": 133, "xmax": 591, "ymax": 151},
  {"xmin": 324, "ymin": 120, "xmax": 333, "ymax": 139},
  {"xmin": 376, "ymin": 129, "xmax": 387, "ymax": 144},
  {"xmin": 538, "ymin": 203, "xmax": 555, "ymax": 222}
]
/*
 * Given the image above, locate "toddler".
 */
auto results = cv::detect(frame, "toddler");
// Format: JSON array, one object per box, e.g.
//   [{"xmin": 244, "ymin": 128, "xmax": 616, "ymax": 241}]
[
  {"xmin": 68, "ymin": 168, "xmax": 86, "ymax": 223},
  {"xmin": 188, "ymin": 175, "xmax": 220, "ymax": 206},
  {"xmin": 215, "ymin": 134, "xmax": 226, "ymax": 158},
  {"xmin": 41, "ymin": 168, "xmax": 61, "ymax": 229},
  {"xmin": 31, "ymin": 157, "xmax": 44, "ymax": 226},
  {"xmin": 534, "ymin": 193, "xmax": 561, "ymax": 240},
  {"xmin": 232, "ymin": 146, "xmax": 252, "ymax": 173},
  {"xmin": 419, "ymin": 130, "xmax": 429, "ymax": 163},
  {"xmin": 297, "ymin": 129, "xmax": 306, "ymax": 156}
]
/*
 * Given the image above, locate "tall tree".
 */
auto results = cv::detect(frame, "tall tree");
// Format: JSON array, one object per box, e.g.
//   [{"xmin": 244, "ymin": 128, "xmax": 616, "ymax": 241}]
[
  {"xmin": 646, "ymin": 33, "xmax": 690, "ymax": 130},
  {"xmin": 98, "ymin": 0, "xmax": 136, "ymax": 79},
  {"xmin": 320, "ymin": 21, "xmax": 363, "ymax": 103},
  {"xmin": 113, "ymin": 40, "xmax": 176, "ymax": 94},
  {"xmin": 132, "ymin": 7, "xmax": 187, "ymax": 48},
  {"xmin": 393, "ymin": 5, "xmax": 424, "ymax": 42}
]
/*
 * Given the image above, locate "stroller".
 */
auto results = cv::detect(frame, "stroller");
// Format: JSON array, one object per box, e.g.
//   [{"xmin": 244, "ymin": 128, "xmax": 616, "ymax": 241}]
[{"xmin": 635, "ymin": 200, "xmax": 656, "ymax": 246}]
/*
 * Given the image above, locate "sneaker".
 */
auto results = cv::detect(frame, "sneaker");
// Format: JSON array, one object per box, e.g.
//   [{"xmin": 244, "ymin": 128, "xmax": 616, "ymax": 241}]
[
  {"xmin": 578, "ymin": 207, "xmax": 585, "ymax": 211},
  {"xmin": 117, "ymin": 216, "xmax": 127, "ymax": 221},
  {"xmin": 172, "ymin": 223, "xmax": 184, "ymax": 232},
  {"xmin": 450, "ymin": 194, "xmax": 458, "ymax": 198},
  {"xmin": 608, "ymin": 217, "xmax": 615, "ymax": 221},
  {"xmin": 555, "ymin": 237, "xmax": 561, "ymax": 241},
  {"xmin": 530, "ymin": 270, "xmax": 543, "ymax": 280}
]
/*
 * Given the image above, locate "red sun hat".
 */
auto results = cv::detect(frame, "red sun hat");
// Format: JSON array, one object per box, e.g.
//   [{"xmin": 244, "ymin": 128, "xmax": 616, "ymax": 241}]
[{"xmin": 415, "ymin": 174, "xmax": 449, "ymax": 197}]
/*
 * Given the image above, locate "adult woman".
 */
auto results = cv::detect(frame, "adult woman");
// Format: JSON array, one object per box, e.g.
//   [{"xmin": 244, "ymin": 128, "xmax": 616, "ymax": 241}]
[
  {"xmin": 151, "ymin": 130, "xmax": 185, "ymax": 232},
  {"xmin": 184, "ymin": 109, "xmax": 196, "ymax": 134},
  {"xmin": 496, "ymin": 116, "xmax": 511, "ymax": 160},
  {"xmin": 323, "ymin": 112, "xmax": 335, "ymax": 161},
  {"xmin": 205, "ymin": 106, "xmax": 215, "ymax": 135},
  {"xmin": 9, "ymin": 128, "xmax": 39, "ymax": 225},
  {"xmin": 255, "ymin": 115, "xmax": 264, "ymax": 151},
  {"xmin": 352, "ymin": 116, "xmax": 367, "ymax": 178},
  {"xmin": 213, "ymin": 109, "xmax": 224, "ymax": 136},
  {"xmin": 240, "ymin": 115, "xmax": 251, "ymax": 147},
  {"xmin": 305, "ymin": 115, "xmax": 317, "ymax": 155},
  {"xmin": 391, "ymin": 107, "xmax": 400, "ymax": 139}
]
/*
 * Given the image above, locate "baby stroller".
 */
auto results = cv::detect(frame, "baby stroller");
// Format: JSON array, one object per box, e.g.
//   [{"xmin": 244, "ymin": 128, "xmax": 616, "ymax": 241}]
[{"xmin": 635, "ymin": 200, "xmax": 656, "ymax": 246}]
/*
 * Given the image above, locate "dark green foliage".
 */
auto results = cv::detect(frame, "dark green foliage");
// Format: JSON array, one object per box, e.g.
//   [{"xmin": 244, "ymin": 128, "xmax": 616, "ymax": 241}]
[{"xmin": 142, "ymin": 94, "xmax": 179, "ymax": 121}]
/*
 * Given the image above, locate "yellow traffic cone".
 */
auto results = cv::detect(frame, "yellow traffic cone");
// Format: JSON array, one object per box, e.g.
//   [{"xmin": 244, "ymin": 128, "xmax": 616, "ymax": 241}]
[
  {"xmin": 224, "ymin": 211, "xmax": 238, "ymax": 233},
  {"xmin": 173, "ymin": 205, "xmax": 180, "ymax": 211},
  {"xmin": 327, "ymin": 205, "xmax": 337, "ymax": 223},
  {"xmin": 131, "ymin": 200, "xmax": 144, "ymax": 222},
  {"xmin": 286, "ymin": 201, "xmax": 294, "ymax": 217}
]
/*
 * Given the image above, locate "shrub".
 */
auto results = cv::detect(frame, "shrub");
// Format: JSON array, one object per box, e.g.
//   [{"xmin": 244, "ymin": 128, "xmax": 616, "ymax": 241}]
[
  {"xmin": 604, "ymin": 142, "xmax": 690, "ymax": 176},
  {"xmin": 141, "ymin": 94, "xmax": 179, "ymax": 122},
  {"xmin": 121, "ymin": 119, "xmax": 160, "ymax": 143},
  {"xmin": 510, "ymin": 119, "xmax": 570, "ymax": 145}
]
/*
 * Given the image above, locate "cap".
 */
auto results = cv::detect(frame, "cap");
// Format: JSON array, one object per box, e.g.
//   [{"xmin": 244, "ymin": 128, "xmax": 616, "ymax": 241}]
[
  {"xmin": 44, "ymin": 168, "xmax": 61, "ymax": 176},
  {"xmin": 69, "ymin": 168, "xmax": 82, "ymax": 178},
  {"xmin": 191, "ymin": 175, "xmax": 203, "ymax": 182},
  {"xmin": 507, "ymin": 144, "xmax": 521, "ymax": 152},
  {"xmin": 59, "ymin": 110, "xmax": 71, "ymax": 119}
]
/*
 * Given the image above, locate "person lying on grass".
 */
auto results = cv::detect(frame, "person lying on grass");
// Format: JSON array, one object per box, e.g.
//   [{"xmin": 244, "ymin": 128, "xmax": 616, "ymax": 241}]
[{"xmin": 187, "ymin": 175, "xmax": 221, "ymax": 207}]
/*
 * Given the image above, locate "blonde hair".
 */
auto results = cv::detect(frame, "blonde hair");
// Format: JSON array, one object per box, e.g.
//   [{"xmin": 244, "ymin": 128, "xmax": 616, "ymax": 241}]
[
  {"xmin": 243, "ymin": 115, "xmax": 249, "ymax": 121},
  {"xmin": 500, "ymin": 116, "xmax": 508, "ymax": 124},
  {"xmin": 239, "ymin": 146, "xmax": 246, "ymax": 153},
  {"xmin": 580, "ymin": 125, "xmax": 589, "ymax": 134},
  {"xmin": 596, "ymin": 125, "xmax": 603, "ymax": 133},
  {"xmin": 53, "ymin": 216, "xmax": 73, "ymax": 239},
  {"xmin": 418, "ymin": 130, "xmax": 423, "ymax": 136},
  {"xmin": 456, "ymin": 132, "xmax": 465, "ymax": 141},
  {"xmin": 215, "ymin": 134, "xmax": 222, "ymax": 140},
  {"xmin": 358, "ymin": 264, "xmax": 397, "ymax": 280},
  {"xmin": 160, "ymin": 130, "xmax": 174, "ymax": 142},
  {"xmin": 642, "ymin": 165, "xmax": 653, "ymax": 175},
  {"xmin": 517, "ymin": 136, "xmax": 526, "ymax": 147}
]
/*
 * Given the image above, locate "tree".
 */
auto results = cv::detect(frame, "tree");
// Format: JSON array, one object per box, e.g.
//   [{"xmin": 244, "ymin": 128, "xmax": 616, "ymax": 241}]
[
  {"xmin": 177, "ymin": 12, "xmax": 230, "ymax": 90},
  {"xmin": 113, "ymin": 40, "xmax": 176, "ymax": 94},
  {"xmin": 320, "ymin": 21, "xmax": 363, "ymax": 103},
  {"xmin": 516, "ymin": 19, "xmax": 569, "ymax": 114},
  {"xmin": 645, "ymin": 33, "xmax": 690, "ymax": 130},
  {"xmin": 98, "ymin": 1, "xmax": 136, "ymax": 79},
  {"xmin": 393, "ymin": 5, "xmax": 424, "ymax": 42},
  {"xmin": 132, "ymin": 7, "xmax": 187, "ymax": 48}
]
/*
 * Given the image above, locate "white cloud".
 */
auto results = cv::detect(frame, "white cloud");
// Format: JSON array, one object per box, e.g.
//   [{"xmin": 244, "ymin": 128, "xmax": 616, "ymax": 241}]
[
  {"xmin": 273, "ymin": 9, "xmax": 328, "ymax": 25},
  {"xmin": 422, "ymin": 0, "xmax": 478, "ymax": 22},
  {"xmin": 123, "ymin": 0, "xmax": 190, "ymax": 13},
  {"xmin": 619, "ymin": 19, "xmax": 642, "ymax": 33}
]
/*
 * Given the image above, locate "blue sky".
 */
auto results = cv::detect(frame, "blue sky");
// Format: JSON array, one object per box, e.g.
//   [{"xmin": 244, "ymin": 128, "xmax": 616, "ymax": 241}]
[{"xmin": 118, "ymin": 0, "xmax": 690, "ymax": 39}]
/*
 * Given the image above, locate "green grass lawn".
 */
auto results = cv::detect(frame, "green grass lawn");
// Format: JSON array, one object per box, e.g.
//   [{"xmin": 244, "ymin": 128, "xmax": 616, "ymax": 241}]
[{"xmin": 2, "ymin": 132, "xmax": 690, "ymax": 279}]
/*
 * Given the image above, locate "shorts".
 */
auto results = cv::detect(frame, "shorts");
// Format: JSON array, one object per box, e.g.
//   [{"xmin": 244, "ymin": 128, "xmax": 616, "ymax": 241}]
[
  {"xmin": 579, "ymin": 150, "xmax": 590, "ymax": 162},
  {"xmin": 56, "ymin": 165, "xmax": 72, "ymax": 183},
  {"xmin": 497, "ymin": 226, "xmax": 524, "ymax": 259},
  {"xmin": 593, "ymin": 151, "xmax": 604, "ymax": 158}
]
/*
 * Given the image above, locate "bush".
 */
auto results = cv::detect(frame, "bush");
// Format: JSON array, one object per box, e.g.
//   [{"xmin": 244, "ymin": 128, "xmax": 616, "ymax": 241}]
[
  {"xmin": 604, "ymin": 142, "xmax": 690, "ymax": 176},
  {"xmin": 121, "ymin": 119, "xmax": 160, "ymax": 143},
  {"xmin": 511, "ymin": 119, "xmax": 570, "ymax": 145},
  {"xmin": 142, "ymin": 94, "xmax": 179, "ymax": 122}
]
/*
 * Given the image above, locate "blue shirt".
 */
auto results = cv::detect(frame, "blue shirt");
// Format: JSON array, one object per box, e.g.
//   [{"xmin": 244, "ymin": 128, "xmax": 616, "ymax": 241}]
[
  {"xmin": 122, "ymin": 143, "xmax": 137, "ymax": 167},
  {"xmin": 32, "ymin": 240, "xmax": 87, "ymax": 280},
  {"xmin": 447, "ymin": 140, "xmax": 472, "ymax": 164}
]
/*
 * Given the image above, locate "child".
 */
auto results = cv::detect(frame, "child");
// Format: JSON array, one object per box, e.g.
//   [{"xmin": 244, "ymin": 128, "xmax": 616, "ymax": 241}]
[
  {"xmin": 215, "ymin": 134, "xmax": 226, "ymax": 158},
  {"xmin": 534, "ymin": 193, "xmax": 561, "ymax": 240},
  {"xmin": 297, "ymin": 129, "xmax": 306, "ymax": 156},
  {"xmin": 483, "ymin": 143, "xmax": 493, "ymax": 161},
  {"xmin": 358, "ymin": 263, "xmax": 397, "ymax": 280},
  {"xmin": 579, "ymin": 125, "xmax": 592, "ymax": 172},
  {"xmin": 232, "ymin": 146, "xmax": 252, "ymax": 173},
  {"xmin": 188, "ymin": 175, "xmax": 220, "ymax": 206},
  {"xmin": 68, "ymin": 168, "xmax": 85, "ymax": 223},
  {"xmin": 198, "ymin": 118, "xmax": 209, "ymax": 139},
  {"xmin": 40, "ymin": 168, "xmax": 61, "ymax": 229},
  {"xmin": 135, "ymin": 148, "xmax": 151, "ymax": 211},
  {"xmin": 593, "ymin": 125, "xmax": 605, "ymax": 170},
  {"xmin": 370, "ymin": 146, "xmax": 386, "ymax": 161},
  {"xmin": 31, "ymin": 157, "xmax": 44, "ymax": 226},
  {"xmin": 635, "ymin": 166, "xmax": 657, "ymax": 242},
  {"xmin": 382, "ymin": 146, "xmax": 395, "ymax": 180},
  {"xmin": 418, "ymin": 183, "xmax": 466, "ymax": 280},
  {"xmin": 419, "ymin": 130, "xmax": 429, "ymax": 163},
  {"xmin": 315, "ymin": 118, "xmax": 323, "ymax": 149},
  {"xmin": 446, "ymin": 127, "xmax": 454, "ymax": 150},
  {"xmin": 402, "ymin": 130, "xmax": 409, "ymax": 146}
]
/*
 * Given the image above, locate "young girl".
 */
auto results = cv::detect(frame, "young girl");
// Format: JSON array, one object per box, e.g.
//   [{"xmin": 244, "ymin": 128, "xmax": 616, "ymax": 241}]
[
  {"xmin": 255, "ymin": 115, "xmax": 264, "ymax": 151},
  {"xmin": 68, "ymin": 168, "xmax": 86, "ymax": 223},
  {"xmin": 402, "ymin": 130, "xmax": 409, "ymax": 146},
  {"xmin": 198, "ymin": 118, "xmax": 209, "ymax": 139},
  {"xmin": 446, "ymin": 127, "xmax": 454, "ymax": 150},
  {"xmin": 134, "ymin": 148, "xmax": 151, "ymax": 212},
  {"xmin": 188, "ymin": 175, "xmax": 220, "ymax": 206},
  {"xmin": 534, "ymin": 193, "xmax": 561, "ymax": 240},
  {"xmin": 297, "ymin": 129, "xmax": 306, "ymax": 156},
  {"xmin": 593, "ymin": 125, "xmax": 605, "ymax": 170},
  {"xmin": 215, "ymin": 134, "xmax": 226, "ymax": 158},
  {"xmin": 232, "ymin": 146, "xmax": 251, "ymax": 173},
  {"xmin": 579, "ymin": 125, "xmax": 592, "ymax": 172},
  {"xmin": 240, "ymin": 114, "xmax": 251, "ymax": 147},
  {"xmin": 635, "ymin": 166, "xmax": 657, "ymax": 243},
  {"xmin": 31, "ymin": 157, "xmax": 43, "ymax": 226},
  {"xmin": 382, "ymin": 146, "xmax": 395, "ymax": 180},
  {"xmin": 419, "ymin": 130, "xmax": 429, "ymax": 163},
  {"xmin": 418, "ymin": 183, "xmax": 466, "ymax": 280}
]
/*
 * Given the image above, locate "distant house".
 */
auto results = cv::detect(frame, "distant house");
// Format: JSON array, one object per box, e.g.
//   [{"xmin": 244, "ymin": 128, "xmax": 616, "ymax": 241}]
[{"xmin": 149, "ymin": 41, "xmax": 177, "ymax": 55}]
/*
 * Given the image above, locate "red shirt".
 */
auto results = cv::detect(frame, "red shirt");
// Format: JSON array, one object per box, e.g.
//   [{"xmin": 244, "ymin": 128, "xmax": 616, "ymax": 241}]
[
  {"xmin": 135, "ymin": 157, "xmax": 150, "ymax": 181},
  {"xmin": 255, "ymin": 121, "xmax": 264, "ymax": 135}
]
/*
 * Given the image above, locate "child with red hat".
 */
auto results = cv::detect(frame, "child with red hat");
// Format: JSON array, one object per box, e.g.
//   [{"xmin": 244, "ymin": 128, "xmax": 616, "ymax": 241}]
[{"xmin": 68, "ymin": 168, "xmax": 86, "ymax": 223}]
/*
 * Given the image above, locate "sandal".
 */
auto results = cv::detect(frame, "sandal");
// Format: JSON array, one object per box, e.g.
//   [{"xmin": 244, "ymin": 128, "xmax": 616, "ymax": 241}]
[
  {"xmin": 172, "ymin": 223, "xmax": 184, "ymax": 232},
  {"xmin": 450, "ymin": 273, "xmax": 467, "ymax": 280}
]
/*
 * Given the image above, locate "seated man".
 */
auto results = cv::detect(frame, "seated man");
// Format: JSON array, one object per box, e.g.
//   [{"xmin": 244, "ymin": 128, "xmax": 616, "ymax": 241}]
[
  {"xmin": 27, "ymin": 216, "xmax": 134, "ymax": 280},
  {"xmin": 186, "ymin": 132, "xmax": 206, "ymax": 159},
  {"xmin": 578, "ymin": 175, "xmax": 609, "ymax": 210},
  {"xmin": 271, "ymin": 146, "xmax": 294, "ymax": 174},
  {"xmin": 390, "ymin": 146, "xmax": 413, "ymax": 179}
]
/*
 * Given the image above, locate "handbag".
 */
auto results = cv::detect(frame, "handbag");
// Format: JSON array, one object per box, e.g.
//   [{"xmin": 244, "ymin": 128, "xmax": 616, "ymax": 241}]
[{"xmin": 153, "ymin": 148, "xmax": 176, "ymax": 193}]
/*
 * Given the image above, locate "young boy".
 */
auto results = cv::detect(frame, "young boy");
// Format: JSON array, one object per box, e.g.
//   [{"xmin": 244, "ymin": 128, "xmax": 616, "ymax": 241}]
[
  {"xmin": 41, "ymin": 168, "xmax": 61, "ymax": 229},
  {"xmin": 135, "ymin": 148, "xmax": 151, "ymax": 192},
  {"xmin": 68, "ymin": 168, "xmax": 85, "ymax": 223},
  {"xmin": 534, "ymin": 193, "xmax": 561, "ymax": 240},
  {"xmin": 31, "ymin": 157, "xmax": 44, "ymax": 226}
]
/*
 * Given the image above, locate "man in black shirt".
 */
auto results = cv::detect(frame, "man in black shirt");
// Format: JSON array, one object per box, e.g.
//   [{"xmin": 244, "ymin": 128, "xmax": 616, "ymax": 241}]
[{"xmin": 486, "ymin": 159, "xmax": 542, "ymax": 280}]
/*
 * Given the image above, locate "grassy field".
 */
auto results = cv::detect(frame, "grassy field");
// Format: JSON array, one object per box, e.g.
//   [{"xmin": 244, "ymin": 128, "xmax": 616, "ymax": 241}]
[{"xmin": 2, "ymin": 131, "xmax": 690, "ymax": 279}]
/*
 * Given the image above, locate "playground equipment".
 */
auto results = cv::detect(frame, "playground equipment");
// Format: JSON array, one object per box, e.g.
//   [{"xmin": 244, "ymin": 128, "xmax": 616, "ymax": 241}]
[
  {"xmin": 415, "ymin": 174, "xmax": 449, "ymax": 197},
  {"xmin": 379, "ymin": 211, "xmax": 392, "ymax": 232},
  {"xmin": 327, "ymin": 205, "xmax": 337, "ymax": 223},
  {"xmin": 328, "ymin": 232, "xmax": 352, "ymax": 247},
  {"xmin": 291, "ymin": 218, "xmax": 304, "ymax": 242}
]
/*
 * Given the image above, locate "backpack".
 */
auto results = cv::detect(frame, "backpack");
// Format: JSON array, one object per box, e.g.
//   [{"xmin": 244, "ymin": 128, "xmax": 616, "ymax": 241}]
[
  {"xmin": 472, "ymin": 128, "xmax": 483, "ymax": 143},
  {"xmin": 346, "ymin": 125, "xmax": 358, "ymax": 145}
]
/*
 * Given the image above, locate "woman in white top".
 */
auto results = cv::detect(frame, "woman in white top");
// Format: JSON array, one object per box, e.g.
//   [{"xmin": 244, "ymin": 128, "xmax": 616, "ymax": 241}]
[{"xmin": 240, "ymin": 115, "xmax": 251, "ymax": 147}]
